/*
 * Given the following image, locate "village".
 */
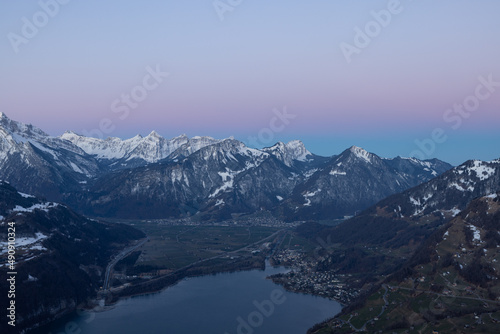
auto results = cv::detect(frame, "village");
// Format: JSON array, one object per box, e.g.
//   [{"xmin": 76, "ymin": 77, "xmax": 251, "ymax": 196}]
[{"xmin": 269, "ymin": 249, "xmax": 359, "ymax": 305}]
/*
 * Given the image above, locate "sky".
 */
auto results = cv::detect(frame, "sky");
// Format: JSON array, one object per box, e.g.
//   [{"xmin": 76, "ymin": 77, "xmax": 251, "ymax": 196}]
[{"xmin": 0, "ymin": 0, "xmax": 499, "ymax": 165}]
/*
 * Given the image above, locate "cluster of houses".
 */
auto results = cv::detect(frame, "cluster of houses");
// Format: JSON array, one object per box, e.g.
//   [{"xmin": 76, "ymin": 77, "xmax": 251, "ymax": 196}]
[{"xmin": 270, "ymin": 249, "xmax": 358, "ymax": 304}]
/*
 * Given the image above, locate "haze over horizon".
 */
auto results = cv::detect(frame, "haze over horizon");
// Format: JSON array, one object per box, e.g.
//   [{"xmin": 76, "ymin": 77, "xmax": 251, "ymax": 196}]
[{"xmin": 1, "ymin": 0, "xmax": 499, "ymax": 165}]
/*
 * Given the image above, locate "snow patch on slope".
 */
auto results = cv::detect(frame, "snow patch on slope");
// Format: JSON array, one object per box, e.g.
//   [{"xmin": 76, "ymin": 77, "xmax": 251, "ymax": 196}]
[
  {"xmin": 469, "ymin": 160, "xmax": 495, "ymax": 181},
  {"xmin": 18, "ymin": 192, "xmax": 35, "ymax": 198},
  {"xmin": 0, "ymin": 232, "xmax": 48, "ymax": 255},
  {"xmin": 469, "ymin": 225, "xmax": 481, "ymax": 243},
  {"xmin": 449, "ymin": 182, "xmax": 474, "ymax": 192},
  {"xmin": 303, "ymin": 189, "xmax": 321, "ymax": 207},
  {"xmin": 209, "ymin": 171, "xmax": 236, "ymax": 198},
  {"xmin": 330, "ymin": 169, "xmax": 347, "ymax": 176},
  {"xmin": 12, "ymin": 202, "xmax": 59, "ymax": 213},
  {"xmin": 409, "ymin": 197, "xmax": 421, "ymax": 206},
  {"xmin": 447, "ymin": 207, "xmax": 461, "ymax": 217}
]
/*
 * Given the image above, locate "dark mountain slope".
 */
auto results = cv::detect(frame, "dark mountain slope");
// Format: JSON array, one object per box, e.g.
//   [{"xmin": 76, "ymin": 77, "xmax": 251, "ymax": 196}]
[
  {"xmin": 281, "ymin": 146, "xmax": 452, "ymax": 221},
  {"xmin": 0, "ymin": 181, "xmax": 144, "ymax": 332}
]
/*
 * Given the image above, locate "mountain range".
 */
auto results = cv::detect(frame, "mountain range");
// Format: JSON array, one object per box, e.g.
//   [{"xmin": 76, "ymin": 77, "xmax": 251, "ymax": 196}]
[
  {"xmin": 0, "ymin": 112, "xmax": 452, "ymax": 220},
  {"xmin": 299, "ymin": 155, "xmax": 500, "ymax": 274}
]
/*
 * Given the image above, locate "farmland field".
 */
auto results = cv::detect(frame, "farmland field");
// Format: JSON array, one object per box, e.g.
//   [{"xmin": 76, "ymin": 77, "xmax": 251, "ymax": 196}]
[{"xmin": 124, "ymin": 222, "xmax": 279, "ymax": 270}]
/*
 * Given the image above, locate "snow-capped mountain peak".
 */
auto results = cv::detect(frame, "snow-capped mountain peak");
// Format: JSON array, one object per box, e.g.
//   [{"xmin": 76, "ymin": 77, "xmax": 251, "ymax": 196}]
[
  {"xmin": 0, "ymin": 113, "xmax": 100, "ymax": 193},
  {"xmin": 263, "ymin": 140, "xmax": 312, "ymax": 167},
  {"xmin": 0, "ymin": 113, "xmax": 86, "ymax": 156},
  {"xmin": 60, "ymin": 131, "xmax": 129, "ymax": 159},
  {"xmin": 285, "ymin": 140, "xmax": 311, "ymax": 161},
  {"xmin": 348, "ymin": 145, "xmax": 372, "ymax": 163},
  {"xmin": 60, "ymin": 130, "xmax": 223, "ymax": 165},
  {"xmin": 0, "ymin": 112, "xmax": 50, "ymax": 144},
  {"xmin": 335, "ymin": 145, "xmax": 375, "ymax": 165},
  {"xmin": 147, "ymin": 130, "xmax": 161, "ymax": 139}
]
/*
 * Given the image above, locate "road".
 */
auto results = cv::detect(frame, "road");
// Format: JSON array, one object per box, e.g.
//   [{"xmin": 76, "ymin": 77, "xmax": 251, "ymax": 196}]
[
  {"xmin": 378, "ymin": 284, "xmax": 389, "ymax": 317},
  {"xmin": 103, "ymin": 238, "xmax": 148, "ymax": 291},
  {"xmin": 387, "ymin": 285, "xmax": 500, "ymax": 305},
  {"xmin": 344, "ymin": 284, "xmax": 389, "ymax": 332}
]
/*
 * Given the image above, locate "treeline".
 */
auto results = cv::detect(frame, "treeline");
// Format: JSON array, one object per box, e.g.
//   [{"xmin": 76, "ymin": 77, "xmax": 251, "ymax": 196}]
[
  {"xmin": 457, "ymin": 255, "xmax": 495, "ymax": 288},
  {"xmin": 386, "ymin": 222, "xmax": 451, "ymax": 283}
]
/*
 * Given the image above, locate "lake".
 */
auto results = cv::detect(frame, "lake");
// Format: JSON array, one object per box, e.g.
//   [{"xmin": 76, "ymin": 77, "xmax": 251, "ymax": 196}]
[{"xmin": 42, "ymin": 262, "xmax": 341, "ymax": 334}]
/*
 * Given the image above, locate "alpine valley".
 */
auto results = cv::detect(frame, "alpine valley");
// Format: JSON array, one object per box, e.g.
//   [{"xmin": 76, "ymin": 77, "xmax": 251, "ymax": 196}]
[{"xmin": 2, "ymin": 112, "xmax": 500, "ymax": 333}]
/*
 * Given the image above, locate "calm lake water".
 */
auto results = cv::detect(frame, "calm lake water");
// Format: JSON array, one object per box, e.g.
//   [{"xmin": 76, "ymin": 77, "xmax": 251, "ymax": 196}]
[{"xmin": 43, "ymin": 262, "xmax": 341, "ymax": 334}]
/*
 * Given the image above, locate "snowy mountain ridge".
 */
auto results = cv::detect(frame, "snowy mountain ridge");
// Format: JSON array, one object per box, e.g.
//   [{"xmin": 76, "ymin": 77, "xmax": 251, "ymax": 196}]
[
  {"xmin": 263, "ymin": 140, "xmax": 312, "ymax": 167},
  {"xmin": 60, "ymin": 131, "xmax": 222, "ymax": 164},
  {"xmin": 1, "ymin": 112, "xmax": 457, "ymax": 219},
  {"xmin": 0, "ymin": 112, "xmax": 86, "ymax": 156}
]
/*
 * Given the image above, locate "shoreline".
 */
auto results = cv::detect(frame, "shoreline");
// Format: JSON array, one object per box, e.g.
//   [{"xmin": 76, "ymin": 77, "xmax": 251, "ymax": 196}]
[
  {"xmin": 25, "ymin": 259, "xmax": 266, "ymax": 333},
  {"xmin": 27, "ymin": 255, "xmax": 346, "ymax": 334}
]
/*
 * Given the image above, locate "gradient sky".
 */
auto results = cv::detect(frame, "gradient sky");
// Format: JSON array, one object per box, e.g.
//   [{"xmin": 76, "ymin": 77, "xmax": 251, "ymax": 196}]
[{"xmin": 1, "ymin": 0, "xmax": 499, "ymax": 165}]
